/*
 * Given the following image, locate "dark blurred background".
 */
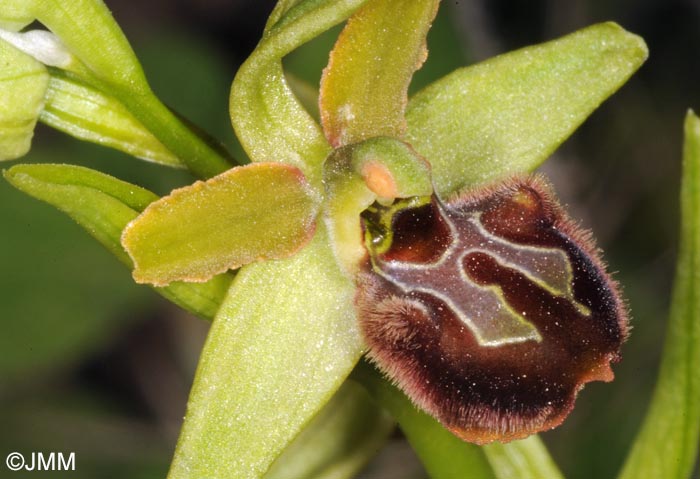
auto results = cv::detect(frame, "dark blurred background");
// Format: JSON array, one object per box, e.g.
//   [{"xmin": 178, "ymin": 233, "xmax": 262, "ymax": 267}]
[{"xmin": 1, "ymin": 0, "xmax": 699, "ymax": 477}]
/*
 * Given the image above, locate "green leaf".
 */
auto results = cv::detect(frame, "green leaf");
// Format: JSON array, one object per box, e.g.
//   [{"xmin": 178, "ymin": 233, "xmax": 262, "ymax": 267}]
[
  {"xmin": 168, "ymin": 224, "xmax": 363, "ymax": 479},
  {"xmin": 406, "ymin": 22, "xmax": 648, "ymax": 196},
  {"xmin": 3, "ymin": 163, "xmax": 231, "ymax": 320},
  {"xmin": 122, "ymin": 163, "xmax": 320, "ymax": 286},
  {"xmin": 40, "ymin": 69, "xmax": 182, "ymax": 168},
  {"xmin": 0, "ymin": 38, "xmax": 49, "ymax": 161},
  {"xmin": 354, "ymin": 361, "xmax": 496, "ymax": 479},
  {"xmin": 230, "ymin": 0, "xmax": 368, "ymax": 186},
  {"xmin": 617, "ymin": 110, "xmax": 700, "ymax": 479},
  {"xmin": 319, "ymin": 0, "xmax": 438, "ymax": 147},
  {"xmin": 483, "ymin": 437, "xmax": 564, "ymax": 479},
  {"xmin": 264, "ymin": 380, "xmax": 394, "ymax": 479}
]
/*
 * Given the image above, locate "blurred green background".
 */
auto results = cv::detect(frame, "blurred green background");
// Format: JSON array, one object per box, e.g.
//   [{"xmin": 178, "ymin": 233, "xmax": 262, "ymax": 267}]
[{"xmin": 1, "ymin": 1, "xmax": 699, "ymax": 478}]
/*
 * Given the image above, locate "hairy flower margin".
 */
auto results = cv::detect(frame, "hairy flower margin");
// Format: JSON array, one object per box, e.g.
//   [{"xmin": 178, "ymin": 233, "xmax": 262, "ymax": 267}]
[{"xmin": 6, "ymin": 1, "xmax": 698, "ymax": 479}]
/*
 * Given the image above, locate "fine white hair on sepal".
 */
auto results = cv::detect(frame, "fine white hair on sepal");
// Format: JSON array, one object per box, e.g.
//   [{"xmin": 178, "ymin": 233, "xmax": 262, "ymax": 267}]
[{"xmin": 0, "ymin": 28, "xmax": 73, "ymax": 68}]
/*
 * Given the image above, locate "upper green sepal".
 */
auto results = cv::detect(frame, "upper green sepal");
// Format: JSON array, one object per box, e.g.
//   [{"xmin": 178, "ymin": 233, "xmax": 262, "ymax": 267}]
[
  {"xmin": 122, "ymin": 163, "xmax": 321, "ymax": 286},
  {"xmin": 229, "ymin": 0, "xmax": 368, "ymax": 187},
  {"xmin": 406, "ymin": 22, "xmax": 648, "ymax": 196},
  {"xmin": 319, "ymin": 0, "xmax": 439, "ymax": 146},
  {"xmin": 3, "ymin": 163, "xmax": 231, "ymax": 319}
]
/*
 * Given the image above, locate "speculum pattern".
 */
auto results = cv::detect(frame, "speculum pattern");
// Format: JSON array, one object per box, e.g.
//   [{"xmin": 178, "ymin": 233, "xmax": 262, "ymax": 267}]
[{"xmin": 357, "ymin": 176, "xmax": 627, "ymax": 444}]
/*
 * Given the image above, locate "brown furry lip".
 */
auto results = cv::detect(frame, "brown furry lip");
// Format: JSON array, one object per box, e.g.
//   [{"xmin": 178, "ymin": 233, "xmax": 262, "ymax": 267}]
[{"xmin": 356, "ymin": 176, "xmax": 628, "ymax": 444}]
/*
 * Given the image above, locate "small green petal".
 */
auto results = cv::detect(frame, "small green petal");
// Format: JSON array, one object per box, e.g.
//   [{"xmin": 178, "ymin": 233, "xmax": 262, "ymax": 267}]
[
  {"xmin": 319, "ymin": 0, "xmax": 438, "ymax": 146},
  {"xmin": 230, "ymin": 0, "xmax": 368, "ymax": 186},
  {"xmin": 406, "ymin": 22, "xmax": 648, "ymax": 196},
  {"xmin": 0, "ymin": 39, "xmax": 49, "ymax": 161},
  {"xmin": 618, "ymin": 110, "xmax": 700, "ymax": 479},
  {"xmin": 3, "ymin": 163, "xmax": 231, "ymax": 319},
  {"xmin": 123, "ymin": 163, "xmax": 320, "ymax": 286},
  {"xmin": 264, "ymin": 380, "xmax": 394, "ymax": 479},
  {"xmin": 168, "ymin": 224, "xmax": 363, "ymax": 479},
  {"xmin": 40, "ymin": 69, "xmax": 182, "ymax": 168}
]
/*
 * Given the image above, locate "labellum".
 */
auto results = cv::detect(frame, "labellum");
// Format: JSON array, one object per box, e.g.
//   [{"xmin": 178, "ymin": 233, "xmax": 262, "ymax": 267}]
[{"xmin": 356, "ymin": 176, "xmax": 628, "ymax": 444}]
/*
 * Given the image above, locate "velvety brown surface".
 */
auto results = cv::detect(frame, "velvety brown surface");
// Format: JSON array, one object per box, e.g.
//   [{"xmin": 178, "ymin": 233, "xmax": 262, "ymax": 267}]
[{"xmin": 357, "ymin": 176, "xmax": 627, "ymax": 443}]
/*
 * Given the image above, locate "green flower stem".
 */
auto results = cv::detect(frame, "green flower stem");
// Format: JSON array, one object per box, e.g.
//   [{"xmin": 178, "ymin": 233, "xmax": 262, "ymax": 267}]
[
  {"xmin": 264, "ymin": 380, "xmax": 395, "ymax": 479},
  {"xmin": 353, "ymin": 360, "xmax": 496, "ymax": 479},
  {"xmin": 618, "ymin": 110, "xmax": 700, "ymax": 479},
  {"xmin": 114, "ymin": 88, "xmax": 232, "ymax": 178},
  {"xmin": 355, "ymin": 361, "xmax": 565, "ymax": 479},
  {"xmin": 29, "ymin": 0, "xmax": 148, "ymax": 90},
  {"xmin": 483, "ymin": 437, "xmax": 564, "ymax": 479}
]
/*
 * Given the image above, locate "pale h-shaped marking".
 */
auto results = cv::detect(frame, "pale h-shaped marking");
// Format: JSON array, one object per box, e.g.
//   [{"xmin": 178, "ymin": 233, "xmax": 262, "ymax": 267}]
[{"xmin": 371, "ymin": 203, "xmax": 589, "ymax": 347}]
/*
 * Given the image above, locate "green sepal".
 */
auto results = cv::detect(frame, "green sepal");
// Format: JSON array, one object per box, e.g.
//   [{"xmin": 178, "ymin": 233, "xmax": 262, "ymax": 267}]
[
  {"xmin": 40, "ymin": 69, "xmax": 182, "ymax": 168},
  {"xmin": 122, "ymin": 162, "xmax": 320, "ymax": 286},
  {"xmin": 0, "ymin": 38, "xmax": 49, "ymax": 161},
  {"xmin": 168, "ymin": 224, "xmax": 363, "ymax": 479},
  {"xmin": 319, "ymin": 0, "xmax": 438, "ymax": 146},
  {"xmin": 264, "ymin": 380, "xmax": 394, "ymax": 479},
  {"xmin": 3, "ymin": 163, "xmax": 231, "ymax": 319},
  {"xmin": 406, "ymin": 22, "xmax": 648, "ymax": 196},
  {"xmin": 618, "ymin": 110, "xmax": 700, "ymax": 479},
  {"xmin": 230, "ymin": 0, "xmax": 368, "ymax": 187}
]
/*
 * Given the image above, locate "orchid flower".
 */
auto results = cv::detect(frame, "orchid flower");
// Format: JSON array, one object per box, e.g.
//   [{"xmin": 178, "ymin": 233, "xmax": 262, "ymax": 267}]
[{"xmin": 5, "ymin": 2, "xmax": 698, "ymax": 479}]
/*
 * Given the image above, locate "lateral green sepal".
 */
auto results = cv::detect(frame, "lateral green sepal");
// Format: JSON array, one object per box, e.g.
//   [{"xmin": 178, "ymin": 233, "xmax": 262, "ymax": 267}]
[
  {"xmin": 406, "ymin": 22, "xmax": 648, "ymax": 196},
  {"xmin": 3, "ymin": 163, "xmax": 231, "ymax": 319}
]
